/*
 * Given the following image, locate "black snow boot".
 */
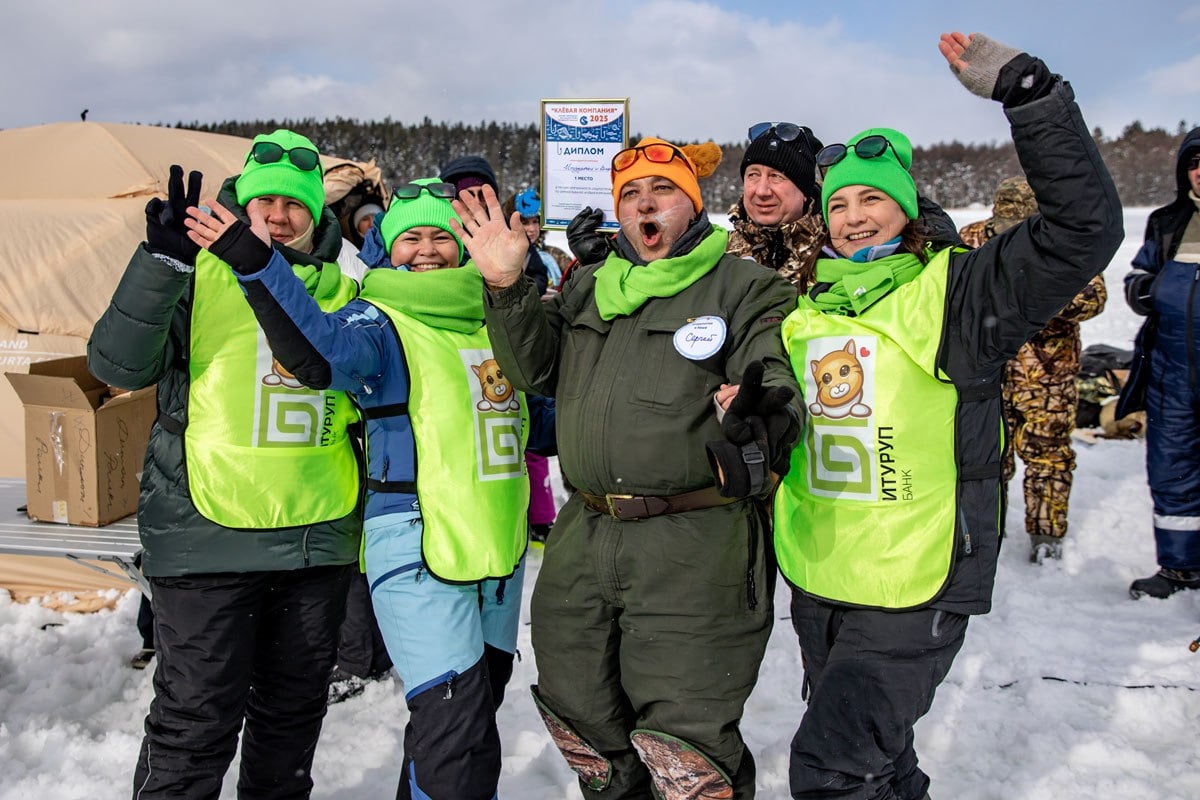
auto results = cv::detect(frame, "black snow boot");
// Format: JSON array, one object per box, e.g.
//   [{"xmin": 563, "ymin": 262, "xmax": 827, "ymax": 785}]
[{"xmin": 1129, "ymin": 568, "xmax": 1200, "ymax": 599}]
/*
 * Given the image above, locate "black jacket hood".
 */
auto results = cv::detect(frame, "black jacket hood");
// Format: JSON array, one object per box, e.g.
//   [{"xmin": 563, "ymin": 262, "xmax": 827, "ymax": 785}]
[{"xmin": 1175, "ymin": 127, "xmax": 1200, "ymax": 199}]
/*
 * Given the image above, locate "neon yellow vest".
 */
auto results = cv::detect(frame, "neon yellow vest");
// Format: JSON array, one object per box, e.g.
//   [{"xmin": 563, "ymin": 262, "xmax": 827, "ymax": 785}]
[
  {"xmin": 186, "ymin": 251, "xmax": 361, "ymax": 529},
  {"xmin": 774, "ymin": 248, "xmax": 960, "ymax": 609},
  {"xmin": 368, "ymin": 298, "xmax": 530, "ymax": 583}
]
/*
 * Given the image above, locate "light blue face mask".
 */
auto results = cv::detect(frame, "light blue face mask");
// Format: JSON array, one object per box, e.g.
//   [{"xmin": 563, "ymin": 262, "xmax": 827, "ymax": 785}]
[{"xmin": 847, "ymin": 236, "xmax": 903, "ymax": 263}]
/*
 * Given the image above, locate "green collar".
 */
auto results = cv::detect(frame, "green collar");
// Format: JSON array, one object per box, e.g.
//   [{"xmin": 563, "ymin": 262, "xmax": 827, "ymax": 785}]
[
  {"xmin": 359, "ymin": 265, "xmax": 485, "ymax": 333},
  {"xmin": 802, "ymin": 249, "xmax": 929, "ymax": 315},
  {"xmin": 593, "ymin": 226, "xmax": 728, "ymax": 320}
]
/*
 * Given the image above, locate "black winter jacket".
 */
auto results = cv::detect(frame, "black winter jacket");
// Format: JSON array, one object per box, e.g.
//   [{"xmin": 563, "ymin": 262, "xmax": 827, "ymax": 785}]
[
  {"xmin": 918, "ymin": 79, "xmax": 1123, "ymax": 612},
  {"xmin": 86, "ymin": 178, "xmax": 362, "ymax": 577}
]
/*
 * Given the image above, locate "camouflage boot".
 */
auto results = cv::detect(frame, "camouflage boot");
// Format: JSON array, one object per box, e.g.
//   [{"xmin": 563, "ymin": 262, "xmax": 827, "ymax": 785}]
[{"xmin": 1029, "ymin": 535, "xmax": 1063, "ymax": 564}]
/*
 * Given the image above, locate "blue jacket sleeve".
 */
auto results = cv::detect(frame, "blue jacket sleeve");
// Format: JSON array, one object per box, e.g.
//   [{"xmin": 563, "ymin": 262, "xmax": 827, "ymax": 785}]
[{"xmin": 235, "ymin": 250, "xmax": 391, "ymax": 394}]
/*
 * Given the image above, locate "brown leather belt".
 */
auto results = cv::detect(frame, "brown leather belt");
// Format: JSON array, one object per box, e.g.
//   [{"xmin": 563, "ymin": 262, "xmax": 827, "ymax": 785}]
[{"xmin": 577, "ymin": 486, "xmax": 738, "ymax": 521}]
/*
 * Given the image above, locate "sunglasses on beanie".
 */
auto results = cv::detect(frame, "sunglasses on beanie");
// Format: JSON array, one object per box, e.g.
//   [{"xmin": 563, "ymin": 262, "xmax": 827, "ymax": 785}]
[
  {"xmin": 815, "ymin": 135, "xmax": 900, "ymax": 174},
  {"xmin": 246, "ymin": 141, "xmax": 322, "ymax": 172},
  {"xmin": 748, "ymin": 122, "xmax": 818, "ymax": 152},
  {"xmin": 391, "ymin": 182, "xmax": 457, "ymax": 201},
  {"xmin": 611, "ymin": 142, "xmax": 694, "ymax": 179}
]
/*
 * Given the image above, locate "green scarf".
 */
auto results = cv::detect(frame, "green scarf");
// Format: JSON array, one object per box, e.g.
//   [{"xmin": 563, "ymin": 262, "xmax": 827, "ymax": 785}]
[
  {"xmin": 359, "ymin": 265, "xmax": 485, "ymax": 333},
  {"xmin": 292, "ymin": 260, "xmax": 341, "ymax": 301},
  {"xmin": 593, "ymin": 226, "xmax": 729, "ymax": 320},
  {"xmin": 801, "ymin": 249, "xmax": 928, "ymax": 315}
]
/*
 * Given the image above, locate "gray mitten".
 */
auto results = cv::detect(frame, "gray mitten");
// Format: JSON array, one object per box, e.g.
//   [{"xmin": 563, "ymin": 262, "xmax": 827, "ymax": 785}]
[{"xmin": 951, "ymin": 33, "xmax": 1022, "ymax": 99}]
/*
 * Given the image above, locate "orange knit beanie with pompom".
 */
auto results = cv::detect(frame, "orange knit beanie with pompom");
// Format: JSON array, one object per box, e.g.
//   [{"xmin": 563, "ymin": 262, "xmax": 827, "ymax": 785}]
[{"xmin": 611, "ymin": 137, "xmax": 723, "ymax": 214}]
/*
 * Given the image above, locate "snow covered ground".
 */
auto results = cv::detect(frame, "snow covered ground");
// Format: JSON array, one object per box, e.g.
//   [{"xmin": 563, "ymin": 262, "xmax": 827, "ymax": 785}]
[{"xmin": 3, "ymin": 207, "xmax": 1198, "ymax": 800}]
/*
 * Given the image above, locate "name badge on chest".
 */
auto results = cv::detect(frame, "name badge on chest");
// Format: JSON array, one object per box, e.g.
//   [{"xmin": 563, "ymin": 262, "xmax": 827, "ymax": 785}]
[{"xmin": 673, "ymin": 316, "xmax": 727, "ymax": 361}]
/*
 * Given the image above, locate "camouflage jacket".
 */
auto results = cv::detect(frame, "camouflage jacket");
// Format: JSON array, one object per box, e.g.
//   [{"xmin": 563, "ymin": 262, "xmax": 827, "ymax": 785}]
[
  {"xmin": 960, "ymin": 218, "xmax": 1108, "ymax": 379},
  {"xmin": 726, "ymin": 200, "xmax": 825, "ymax": 290}
]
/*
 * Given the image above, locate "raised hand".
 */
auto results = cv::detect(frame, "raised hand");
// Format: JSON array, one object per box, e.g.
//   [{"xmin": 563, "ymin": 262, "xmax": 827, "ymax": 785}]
[
  {"xmin": 185, "ymin": 200, "xmax": 273, "ymax": 275},
  {"xmin": 566, "ymin": 206, "xmax": 612, "ymax": 265},
  {"xmin": 146, "ymin": 165, "xmax": 203, "ymax": 264},
  {"xmin": 449, "ymin": 184, "xmax": 530, "ymax": 289},
  {"xmin": 938, "ymin": 31, "xmax": 972, "ymax": 73}
]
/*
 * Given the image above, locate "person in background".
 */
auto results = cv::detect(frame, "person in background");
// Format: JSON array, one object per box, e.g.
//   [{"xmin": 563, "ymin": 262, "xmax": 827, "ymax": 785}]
[
  {"xmin": 327, "ymin": 572, "xmax": 394, "ymax": 703},
  {"xmin": 442, "ymin": 155, "xmax": 551, "ymax": 295},
  {"xmin": 89, "ymin": 129, "xmax": 363, "ymax": 799},
  {"xmin": 959, "ymin": 177, "xmax": 1107, "ymax": 563},
  {"xmin": 505, "ymin": 185, "xmax": 568, "ymax": 293},
  {"xmin": 465, "ymin": 136, "xmax": 801, "ymax": 799},
  {"xmin": 1119, "ymin": 126, "xmax": 1200, "ymax": 599},
  {"xmin": 184, "ymin": 175, "xmax": 550, "ymax": 800},
  {"xmin": 353, "ymin": 202, "xmax": 384, "ymax": 239},
  {"xmin": 130, "ymin": 577, "xmax": 155, "ymax": 670},
  {"xmin": 726, "ymin": 122, "xmax": 828, "ymax": 287},
  {"xmin": 501, "ymin": 185, "xmax": 563, "ymax": 544},
  {"xmin": 773, "ymin": 32, "xmax": 1121, "ymax": 799}
]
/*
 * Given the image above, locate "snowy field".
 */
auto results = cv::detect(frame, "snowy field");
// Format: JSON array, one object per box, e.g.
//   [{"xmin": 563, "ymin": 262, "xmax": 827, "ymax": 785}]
[{"xmin": 3, "ymin": 206, "xmax": 1198, "ymax": 800}]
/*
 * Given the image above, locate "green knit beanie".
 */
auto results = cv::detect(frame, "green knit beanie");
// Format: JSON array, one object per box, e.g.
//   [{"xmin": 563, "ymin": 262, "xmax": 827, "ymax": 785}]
[
  {"xmin": 380, "ymin": 178, "xmax": 464, "ymax": 264},
  {"xmin": 821, "ymin": 127, "xmax": 918, "ymax": 222},
  {"xmin": 235, "ymin": 129, "xmax": 326, "ymax": 224}
]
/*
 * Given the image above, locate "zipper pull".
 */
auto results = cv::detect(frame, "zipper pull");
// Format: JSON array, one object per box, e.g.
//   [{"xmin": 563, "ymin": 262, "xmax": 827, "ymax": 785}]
[
  {"xmin": 415, "ymin": 566, "xmax": 423, "ymax": 583},
  {"xmin": 444, "ymin": 675, "xmax": 455, "ymax": 699}
]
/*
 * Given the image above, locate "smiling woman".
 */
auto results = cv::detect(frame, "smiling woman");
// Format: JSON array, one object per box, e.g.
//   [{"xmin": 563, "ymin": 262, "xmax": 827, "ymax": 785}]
[{"xmin": 771, "ymin": 30, "xmax": 1125, "ymax": 800}]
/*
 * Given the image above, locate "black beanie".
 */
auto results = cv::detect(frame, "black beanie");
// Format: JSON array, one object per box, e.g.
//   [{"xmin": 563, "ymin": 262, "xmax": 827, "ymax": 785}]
[
  {"xmin": 740, "ymin": 130, "xmax": 822, "ymax": 203},
  {"xmin": 439, "ymin": 155, "xmax": 499, "ymax": 193}
]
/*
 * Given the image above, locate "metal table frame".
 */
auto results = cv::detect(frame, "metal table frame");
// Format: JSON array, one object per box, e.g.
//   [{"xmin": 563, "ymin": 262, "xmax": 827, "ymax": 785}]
[{"xmin": 0, "ymin": 478, "xmax": 148, "ymax": 597}]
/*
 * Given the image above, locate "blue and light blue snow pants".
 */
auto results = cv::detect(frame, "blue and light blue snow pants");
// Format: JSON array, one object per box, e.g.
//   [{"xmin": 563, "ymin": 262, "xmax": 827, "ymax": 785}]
[{"xmin": 364, "ymin": 511, "xmax": 525, "ymax": 799}]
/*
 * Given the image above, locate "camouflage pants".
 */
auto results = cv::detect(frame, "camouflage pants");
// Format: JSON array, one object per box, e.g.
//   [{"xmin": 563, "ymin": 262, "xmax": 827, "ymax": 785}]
[{"xmin": 1002, "ymin": 354, "xmax": 1078, "ymax": 540}]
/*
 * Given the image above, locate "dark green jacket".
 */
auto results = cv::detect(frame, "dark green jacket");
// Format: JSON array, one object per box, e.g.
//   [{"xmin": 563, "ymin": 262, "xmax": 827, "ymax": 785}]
[
  {"xmin": 484, "ymin": 235, "xmax": 799, "ymax": 498},
  {"xmin": 86, "ymin": 178, "xmax": 362, "ymax": 577}
]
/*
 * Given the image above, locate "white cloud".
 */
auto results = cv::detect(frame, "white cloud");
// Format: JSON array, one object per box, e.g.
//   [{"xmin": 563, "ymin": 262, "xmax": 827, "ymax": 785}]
[
  {"xmin": 1, "ymin": 1, "xmax": 1190, "ymax": 148},
  {"xmin": 1146, "ymin": 53, "xmax": 1200, "ymax": 96}
]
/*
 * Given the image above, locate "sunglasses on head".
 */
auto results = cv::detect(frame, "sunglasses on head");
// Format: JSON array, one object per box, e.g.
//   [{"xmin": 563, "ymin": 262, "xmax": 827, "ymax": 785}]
[
  {"xmin": 815, "ymin": 135, "xmax": 899, "ymax": 174},
  {"xmin": 392, "ymin": 182, "xmax": 457, "ymax": 201},
  {"xmin": 748, "ymin": 122, "xmax": 817, "ymax": 152},
  {"xmin": 611, "ymin": 142, "xmax": 693, "ymax": 179},
  {"xmin": 246, "ymin": 141, "xmax": 321, "ymax": 172}
]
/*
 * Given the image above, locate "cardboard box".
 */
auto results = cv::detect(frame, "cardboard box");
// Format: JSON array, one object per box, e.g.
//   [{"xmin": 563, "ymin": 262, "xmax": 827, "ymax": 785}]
[
  {"xmin": 6, "ymin": 356, "xmax": 155, "ymax": 526},
  {"xmin": 0, "ymin": 325, "xmax": 87, "ymax": 478}
]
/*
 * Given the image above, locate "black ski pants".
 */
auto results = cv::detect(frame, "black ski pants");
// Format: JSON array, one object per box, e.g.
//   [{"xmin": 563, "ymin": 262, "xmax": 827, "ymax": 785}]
[
  {"xmin": 336, "ymin": 570, "xmax": 392, "ymax": 679},
  {"xmin": 133, "ymin": 563, "xmax": 354, "ymax": 800},
  {"xmin": 788, "ymin": 591, "xmax": 969, "ymax": 800}
]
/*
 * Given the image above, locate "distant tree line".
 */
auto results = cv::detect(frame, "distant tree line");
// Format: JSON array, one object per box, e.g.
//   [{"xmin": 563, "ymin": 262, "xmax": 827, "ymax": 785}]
[{"xmin": 182, "ymin": 117, "xmax": 1196, "ymax": 212}]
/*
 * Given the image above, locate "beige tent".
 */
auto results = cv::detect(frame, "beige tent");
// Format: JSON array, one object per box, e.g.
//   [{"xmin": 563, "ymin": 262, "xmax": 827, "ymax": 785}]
[{"xmin": 0, "ymin": 121, "xmax": 369, "ymax": 607}]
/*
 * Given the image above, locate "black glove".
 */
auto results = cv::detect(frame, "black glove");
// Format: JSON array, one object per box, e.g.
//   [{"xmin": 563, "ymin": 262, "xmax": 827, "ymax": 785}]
[
  {"xmin": 1124, "ymin": 272, "xmax": 1155, "ymax": 317},
  {"xmin": 566, "ymin": 206, "xmax": 612, "ymax": 265},
  {"xmin": 209, "ymin": 217, "xmax": 274, "ymax": 276},
  {"xmin": 706, "ymin": 361, "xmax": 801, "ymax": 498},
  {"xmin": 145, "ymin": 165, "xmax": 202, "ymax": 264}
]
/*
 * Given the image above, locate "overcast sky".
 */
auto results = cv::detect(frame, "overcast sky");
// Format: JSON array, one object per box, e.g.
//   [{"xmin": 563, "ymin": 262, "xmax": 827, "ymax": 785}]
[{"xmin": 4, "ymin": 0, "xmax": 1198, "ymax": 149}]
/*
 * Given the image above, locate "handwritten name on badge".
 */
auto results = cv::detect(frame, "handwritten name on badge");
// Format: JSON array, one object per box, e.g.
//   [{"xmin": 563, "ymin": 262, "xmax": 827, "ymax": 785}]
[{"xmin": 673, "ymin": 316, "xmax": 727, "ymax": 360}]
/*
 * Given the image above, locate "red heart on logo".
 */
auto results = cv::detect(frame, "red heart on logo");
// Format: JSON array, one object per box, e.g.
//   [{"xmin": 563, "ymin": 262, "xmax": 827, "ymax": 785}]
[{"xmin": 860, "ymin": 347, "xmax": 871, "ymax": 357}]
